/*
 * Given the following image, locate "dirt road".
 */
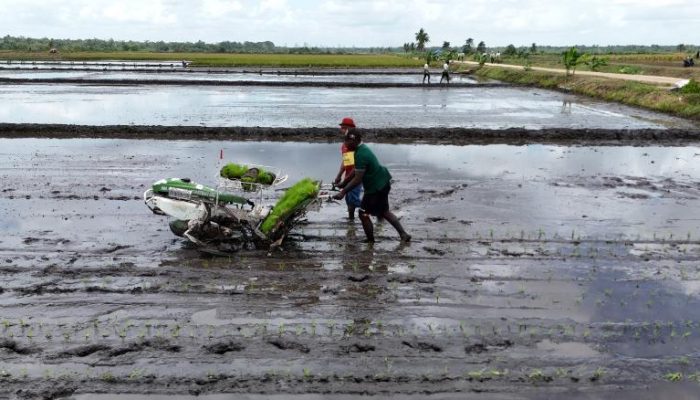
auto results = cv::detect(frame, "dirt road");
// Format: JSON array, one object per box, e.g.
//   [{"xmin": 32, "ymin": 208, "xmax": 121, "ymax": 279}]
[{"xmin": 458, "ymin": 61, "xmax": 687, "ymax": 86}]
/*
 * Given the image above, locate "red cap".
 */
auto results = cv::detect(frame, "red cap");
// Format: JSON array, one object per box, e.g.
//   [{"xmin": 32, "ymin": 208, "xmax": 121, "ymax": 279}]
[{"xmin": 339, "ymin": 117, "xmax": 356, "ymax": 128}]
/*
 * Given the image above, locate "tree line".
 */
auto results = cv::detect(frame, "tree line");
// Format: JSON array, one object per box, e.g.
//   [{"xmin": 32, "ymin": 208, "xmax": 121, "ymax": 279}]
[
  {"xmin": 0, "ymin": 35, "xmax": 394, "ymax": 54},
  {"xmin": 1, "ymin": 34, "xmax": 696, "ymax": 55}
]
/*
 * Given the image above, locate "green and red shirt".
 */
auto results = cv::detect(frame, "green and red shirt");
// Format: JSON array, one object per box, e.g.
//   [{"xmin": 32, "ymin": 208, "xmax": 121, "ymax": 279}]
[{"xmin": 354, "ymin": 144, "xmax": 391, "ymax": 194}]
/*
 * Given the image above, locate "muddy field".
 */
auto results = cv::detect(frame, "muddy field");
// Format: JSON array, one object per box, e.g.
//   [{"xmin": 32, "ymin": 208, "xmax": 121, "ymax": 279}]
[{"xmin": 1, "ymin": 138, "xmax": 700, "ymax": 399}]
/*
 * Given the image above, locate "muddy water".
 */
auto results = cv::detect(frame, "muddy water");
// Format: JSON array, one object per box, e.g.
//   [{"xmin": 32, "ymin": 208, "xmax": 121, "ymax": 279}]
[
  {"xmin": 1, "ymin": 138, "xmax": 700, "ymax": 398},
  {"xmin": 0, "ymin": 83, "xmax": 694, "ymax": 129},
  {"xmin": 0, "ymin": 69, "xmax": 478, "ymax": 84}
]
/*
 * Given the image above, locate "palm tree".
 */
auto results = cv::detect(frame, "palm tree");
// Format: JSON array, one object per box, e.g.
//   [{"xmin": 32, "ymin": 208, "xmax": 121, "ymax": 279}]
[{"xmin": 415, "ymin": 28, "xmax": 429, "ymax": 51}]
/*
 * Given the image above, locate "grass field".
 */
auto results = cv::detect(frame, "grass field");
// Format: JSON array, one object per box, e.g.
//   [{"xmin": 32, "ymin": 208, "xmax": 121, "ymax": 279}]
[
  {"xmin": 0, "ymin": 51, "xmax": 422, "ymax": 68},
  {"xmin": 494, "ymin": 52, "xmax": 700, "ymax": 80},
  {"xmin": 473, "ymin": 66, "xmax": 700, "ymax": 120}
]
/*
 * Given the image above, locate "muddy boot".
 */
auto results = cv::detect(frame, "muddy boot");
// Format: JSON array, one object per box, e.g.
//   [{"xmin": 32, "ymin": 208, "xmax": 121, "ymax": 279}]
[{"xmin": 359, "ymin": 212, "xmax": 375, "ymax": 243}]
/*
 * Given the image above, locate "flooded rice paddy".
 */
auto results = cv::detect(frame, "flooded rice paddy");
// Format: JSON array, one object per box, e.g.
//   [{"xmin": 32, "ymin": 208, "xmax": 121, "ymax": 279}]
[
  {"xmin": 1, "ymin": 138, "xmax": 700, "ymax": 398},
  {"xmin": 0, "ymin": 82, "xmax": 695, "ymax": 129},
  {"xmin": 1, "ymin": 68, "xmax": 700, "ymax": 398},
  {"xmin": 0, "ymin": 68, "xmax": 479, "ymax": 85}
]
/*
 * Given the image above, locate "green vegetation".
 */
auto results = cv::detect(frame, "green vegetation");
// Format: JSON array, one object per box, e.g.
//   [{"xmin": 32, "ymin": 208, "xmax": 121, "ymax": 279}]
[
  {"xmin": 0, "ymin": 51, "xmax": 422, "ymax": 68},
  {"xmin": 221, "ymin": 163, "xmax": 276, "ymax": 191},
  {"xmin": 260, "ymin": 179, "xmax": 319, "ymax": 234},
  {"xmin": 415, "ymin": 28, "xmax": 429, "ymax": 51},
  {"xmin": 220, "ymin": 163, "xmax": 249, "ymax": 179},
  {"xmin": 474, "ymin": 66, "xmax": 700, "ymax": 119},
  {"xmin": 562, "ymin": 47, "xmax": 584, "ymax": 76}
]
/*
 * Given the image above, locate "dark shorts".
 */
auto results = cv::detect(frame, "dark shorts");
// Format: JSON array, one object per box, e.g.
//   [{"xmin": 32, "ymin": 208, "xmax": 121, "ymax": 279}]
[{"xmin": 360, "ymin": 183, "xmax": 390, "ymax": 216}]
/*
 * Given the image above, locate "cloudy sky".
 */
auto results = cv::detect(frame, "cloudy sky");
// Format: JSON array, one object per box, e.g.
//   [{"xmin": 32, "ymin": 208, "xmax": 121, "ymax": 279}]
[{"xmin": 2, "ymin": 0, "xmax": 698, "ymax": 47}]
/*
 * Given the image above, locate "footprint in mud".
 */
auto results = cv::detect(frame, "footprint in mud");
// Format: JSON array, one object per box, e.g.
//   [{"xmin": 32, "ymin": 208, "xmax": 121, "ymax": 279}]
[
  {"xmin": 108, "ymin": 337, "xmax": 181, "ymax": 357},
  {"xmin": 423, "ymin": 246, "xmax": 446, "ymax": 256},
  {"xmin": 402, "ymin": 341, "xmax": 442, "ymax": 352},
  {"xmin": 268, "ymin": 338, "xmax": 310, "ymax": 353},
  {"xmin": 0, "ymin": 339, "xmax": 39, "ymax": 355},
  {"xmin": 341, "ymin": 343, "xmax": 375, "ymax": 353},
  {"xmin": 203, "ymin": 340, "xmax": 245, "ymax": 355},
  {"xmin": 47, "ymin": 344, "xmax": 111, "ymax": 359},
  {"xmin": 387, "ymin": 275, "xmax": 436, "ymax": 284},
  {"xmin": 348, "ymin": 274, "xmax": 370, "ymax": 282},
  {"xmin": 464, "ymin": 339, "xmax": 513, "ymax": 354}
]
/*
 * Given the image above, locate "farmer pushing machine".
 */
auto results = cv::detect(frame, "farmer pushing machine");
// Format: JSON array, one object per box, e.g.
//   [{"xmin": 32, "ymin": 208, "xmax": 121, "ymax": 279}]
[{"xmin": 145, "ymin": 118, "xmax": 409, "ymax": 253}]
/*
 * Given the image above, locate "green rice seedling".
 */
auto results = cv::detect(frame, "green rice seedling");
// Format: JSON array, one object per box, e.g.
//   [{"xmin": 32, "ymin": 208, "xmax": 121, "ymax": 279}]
[
  {"xmin": 467, "ymin": 369, "xmax": 485, "ymax": 380},
  {"xmin": 592, "ymin": 367, "xmax": 605, "ymax": 381},
  {"xmin": 384, "ymin": 357, "xmax": 393, "ymax": 373},
  {"xmin": 528, "ymin": 369, "xmax": 546, "ymax": 382},
  {"xmin": 664, "ymin": 372, "xmax": 683, "ymax": 382},
  {"xmin": 303, "ymin": 368, "xmax": 313, "ymax": 380},
  {"xmin": 260, "ymin": 179, "xmax": 319, "ymax": 234},
  {"xmin": 220, "ymin": 163, "xmax": 248, "ymax": 179},
  {"xmin": 100, "ymin": 371, "xmax": 116, "ymax": 383},
  {"xmin": 207, "ymin": 325, "xmax": 214, "ymax": 340},
  {"xmin": 128, "ymin": 369, "xmax": 143, "ymax": 380}
]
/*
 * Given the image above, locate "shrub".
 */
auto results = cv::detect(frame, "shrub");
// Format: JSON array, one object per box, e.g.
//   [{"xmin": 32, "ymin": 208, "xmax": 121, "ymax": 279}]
[{"xmin": 680, "ymin": 79, "xmax": 700, "ymax": 94}]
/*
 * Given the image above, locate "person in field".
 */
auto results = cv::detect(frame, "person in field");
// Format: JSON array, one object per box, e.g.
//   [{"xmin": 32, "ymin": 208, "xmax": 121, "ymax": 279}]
[
  {"xmin": 334, "ymin": 129, "xmax": 411, "ymax": 243},
  {"xmin": 333, "ymin": 117, "xmax": 363, "ymax": 220}
]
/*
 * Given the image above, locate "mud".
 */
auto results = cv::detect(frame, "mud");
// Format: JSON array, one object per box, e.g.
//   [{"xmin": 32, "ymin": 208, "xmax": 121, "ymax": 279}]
[
  {"xmin": 1, "ymin": 138, "xmax": 700, "ymax": 398},
  {"xmin": 2, "ymin": 124, "xmax": 700, "ymax": 146}
]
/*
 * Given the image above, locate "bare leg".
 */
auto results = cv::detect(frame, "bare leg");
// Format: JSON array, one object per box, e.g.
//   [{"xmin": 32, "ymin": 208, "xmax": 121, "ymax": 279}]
[
  {"xmin": 382, "ymin": 210, "xmax": 411, "ymax": 242},
  {"xmin": 347, "ymin": 205, "xmax": 356, "ymax": 220},
  {"xmin": 359, "ymin": 211, "xmax": 375, "ymax": 242}
]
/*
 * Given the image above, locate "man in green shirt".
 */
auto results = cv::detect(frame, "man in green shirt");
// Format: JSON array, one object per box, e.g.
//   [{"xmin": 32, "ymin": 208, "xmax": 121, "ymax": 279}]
[{"xmin": 334, "ymin": 130, "xmax": 411, "ymax": 243}]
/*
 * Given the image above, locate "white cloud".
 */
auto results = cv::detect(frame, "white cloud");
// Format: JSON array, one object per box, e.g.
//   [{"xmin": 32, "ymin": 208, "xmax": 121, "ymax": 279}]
[
  {"xmin": 1, "ymin": 0, "xmax": 699, "ymax": 46},
  {"xmin": 201, "ymin": 0, "xmax": 244, "ymax": 18}
]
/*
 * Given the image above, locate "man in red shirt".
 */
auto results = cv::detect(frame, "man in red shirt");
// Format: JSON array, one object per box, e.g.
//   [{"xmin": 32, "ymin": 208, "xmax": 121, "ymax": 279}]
[{"xmin": 334, "ymin": 117, "xmax": 363, "ymax": 220}]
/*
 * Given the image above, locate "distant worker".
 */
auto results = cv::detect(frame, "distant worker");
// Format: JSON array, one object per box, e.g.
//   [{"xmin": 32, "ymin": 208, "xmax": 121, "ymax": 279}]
[
  {"xmin": 422, "ymin": 63, "xmax": 431, "ymax": 84},
  {"xmin": 440, "ymin": 60, "xmax": 450, "ymax": 84},
  {"xmin": 334, "ymin": 129, "xmax": 411, "ymax": 243},
  {"xmin": 696, "ymin": 51, "xmax": 699, "ymax": 59},
  {"xmin": 333, "ymin": 117, "xmax": 363, "ymax": 220}
]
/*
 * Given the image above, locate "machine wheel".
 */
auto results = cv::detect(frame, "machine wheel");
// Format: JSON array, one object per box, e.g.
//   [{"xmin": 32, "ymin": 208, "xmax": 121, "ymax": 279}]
[{"xmin": 169, "ymin": 220, "xmax": 189, "ymax": 237}]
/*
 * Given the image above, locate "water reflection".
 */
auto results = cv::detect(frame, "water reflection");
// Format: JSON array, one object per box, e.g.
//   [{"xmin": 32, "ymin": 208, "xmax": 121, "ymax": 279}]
[
  {"xmin": 0, "ymin": 84, "xmax": 693, "ymax": 129},
  {"xmin": 2, "ymin": 139, "xmax": 699, "ymax": 182},
  {"xmin": 0, "ymin": 69, "xmax": 475, "ymax": 85}
]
